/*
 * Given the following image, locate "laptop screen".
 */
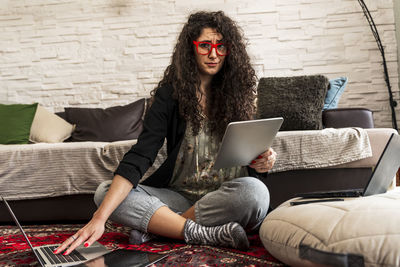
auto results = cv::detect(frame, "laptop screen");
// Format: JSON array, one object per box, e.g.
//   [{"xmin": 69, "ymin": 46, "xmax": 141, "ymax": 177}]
[
  {"xmin": 363, "ymin": 134, "xmax": 400, "ymax": 196},
  {"xmin": 1, "ymin": 195, "xmax": 46, "ymax": 266}
]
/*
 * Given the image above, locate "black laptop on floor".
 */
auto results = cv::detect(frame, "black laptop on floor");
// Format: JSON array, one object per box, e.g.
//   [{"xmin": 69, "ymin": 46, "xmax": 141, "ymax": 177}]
[{"xmin": 296, "ymin": 133, "xmax": 400, "ymax": 199}]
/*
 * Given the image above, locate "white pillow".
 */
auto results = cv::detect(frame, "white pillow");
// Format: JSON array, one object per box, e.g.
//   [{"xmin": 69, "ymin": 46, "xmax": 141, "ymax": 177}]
[
  {"xmin": 29, "ymin": 105, "xmax": 75, "ymax": 143},
  {"xmin": 259, "ymin": 192, "xmax": 400, "ymax": 266}
]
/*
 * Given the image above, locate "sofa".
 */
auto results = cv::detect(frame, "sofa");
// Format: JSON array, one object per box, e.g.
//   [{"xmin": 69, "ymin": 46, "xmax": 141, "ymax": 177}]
[
  {"xmin": 0, "ymin": 105, "xmax": 395, "ymax": 223},
  {"xmin": 0, "ymin": 75, "xmax": 397, "ymax": 223},
  {"xmin": 0, "ymin": 98, "xmax": 149, "ymax": 223}
]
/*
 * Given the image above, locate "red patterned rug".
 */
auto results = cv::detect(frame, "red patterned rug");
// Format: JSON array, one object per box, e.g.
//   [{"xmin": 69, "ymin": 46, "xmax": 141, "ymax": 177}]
[{"xmin": 0, "ymin": 222, "xmax": 285, "ymax": 266}]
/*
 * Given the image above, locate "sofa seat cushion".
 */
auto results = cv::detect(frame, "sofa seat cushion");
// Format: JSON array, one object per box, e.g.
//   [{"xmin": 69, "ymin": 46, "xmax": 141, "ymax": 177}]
[
  {"xmin": 0, "ymin": 139, "xmax": 168, "ymax": 201},
  {"xmin": 0, "ymin": 140, "xmax": 135, "ymax": 201},
  {"xmin": 271, "ymin": 127, "xmax": 372, "ymax": 173},
  {"xmin": 259, "ymin": 190, "xmax": 400, "ymax": 267},
  {"xmin": 326, "ymin": 128, "xmax": 398, "ymax": 169}
]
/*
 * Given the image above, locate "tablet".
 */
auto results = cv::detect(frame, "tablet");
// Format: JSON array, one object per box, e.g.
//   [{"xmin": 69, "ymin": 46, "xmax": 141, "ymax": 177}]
[
  {"xmin": 213, "ymin": 117, "xmax": 283, "ymax": 170},
  {"xmin": 77, "ymin": 249, "xmax": 169, "ymax": 267}
]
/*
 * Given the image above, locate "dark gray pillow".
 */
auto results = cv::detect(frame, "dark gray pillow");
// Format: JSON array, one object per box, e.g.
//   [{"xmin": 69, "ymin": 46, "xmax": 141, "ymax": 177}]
[
  {"xmin": 65, "ymin": 98, "xmax": 145, "ymax": 142},
  {"xmin": 256, "ymin": 75, "xmax": 329, "ymax": 131}
]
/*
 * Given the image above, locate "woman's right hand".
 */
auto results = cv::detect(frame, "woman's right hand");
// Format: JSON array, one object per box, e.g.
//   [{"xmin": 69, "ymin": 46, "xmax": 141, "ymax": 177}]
[
  {"xmin": 53, "ymin": 214, "xmax": 106, "ymax": 256},
  {"xmin": 54, "ymin": 175, "xmax": 134, "ymax": 256}
]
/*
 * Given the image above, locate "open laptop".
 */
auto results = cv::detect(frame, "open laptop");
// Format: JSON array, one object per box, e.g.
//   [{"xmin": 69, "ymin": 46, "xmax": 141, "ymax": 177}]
[
  {"xmin": 296, "ymin": 133, "xmax": 400, "ymax": 199},
  {"xmin": 1, "ymin": 195, "xmax": 110, "ymax": 267},
  {"xmin": 213, "ymin": 117, "xmax": 283, "ymax": 169}
]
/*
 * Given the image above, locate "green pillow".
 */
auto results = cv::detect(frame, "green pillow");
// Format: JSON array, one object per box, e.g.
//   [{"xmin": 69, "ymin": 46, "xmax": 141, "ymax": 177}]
[{"xmin": 0, "ymin": 103, "xmax": 38, "ymax": 144}]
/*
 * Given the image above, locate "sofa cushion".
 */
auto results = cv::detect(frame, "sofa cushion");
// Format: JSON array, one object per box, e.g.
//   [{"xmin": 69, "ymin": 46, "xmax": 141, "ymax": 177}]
[
  {"xmin": 327, "ymin": 128, "xmax": 397, "ymax": 169},
  {"xmin": 323, "ymin": 77, "xmax": 348, "ymax": 110},
  {"xmin": 257, "ymin": 75, "xmax": 329, "ymax": 131},
  {"xmin": 271, "ymin": 128, "xmax": 372, "ymax": 173},
  {"xmin": 0, "ymin": 103, "xmax": 38, "ymax": 144},
  {"xmin": 65, "ymin": 98, "xmax": 145, "ymax": 142},
  {"xmin": 29, "ymin": 105, "xmax": 75, "ymax": 143},
  {"xmin": 259, "ymin": 191, "xmax": 400, "ymax": 266}
]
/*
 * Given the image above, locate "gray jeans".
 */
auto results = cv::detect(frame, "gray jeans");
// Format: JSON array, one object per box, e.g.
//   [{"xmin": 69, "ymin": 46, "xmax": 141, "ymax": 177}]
[{"xmin": 94, "ymin": 177, "xmax": 269, "ymax": 233}]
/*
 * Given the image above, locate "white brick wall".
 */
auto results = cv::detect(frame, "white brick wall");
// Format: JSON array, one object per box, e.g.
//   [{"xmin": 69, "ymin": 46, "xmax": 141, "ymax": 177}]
[{"xmin": 0, "ymin": 0, "xmax": 399, "ymax": 128}]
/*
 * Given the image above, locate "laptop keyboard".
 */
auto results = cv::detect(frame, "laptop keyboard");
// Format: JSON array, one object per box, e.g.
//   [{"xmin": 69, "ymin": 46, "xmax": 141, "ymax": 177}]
[{"xmin": 37, "ymin": 245, "xmax": 86, "ymax": 265}]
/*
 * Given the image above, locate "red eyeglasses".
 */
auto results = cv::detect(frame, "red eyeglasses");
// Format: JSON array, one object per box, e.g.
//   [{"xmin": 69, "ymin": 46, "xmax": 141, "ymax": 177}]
[{"xmin": 193, "ymin": 41, "xmax": 229, "ymax": 56}]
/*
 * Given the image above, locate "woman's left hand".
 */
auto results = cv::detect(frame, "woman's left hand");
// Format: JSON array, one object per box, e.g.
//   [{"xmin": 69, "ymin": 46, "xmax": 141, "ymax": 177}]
[{"xmin": 249, "ymin": 148, "xmax": 277, "ymax": 173}]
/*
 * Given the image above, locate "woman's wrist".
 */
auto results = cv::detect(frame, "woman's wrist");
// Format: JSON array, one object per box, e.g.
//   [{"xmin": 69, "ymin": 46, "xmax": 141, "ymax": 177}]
[{"xmin": 92, "ymin": 209, "xmax": 109, "ymax": 223}]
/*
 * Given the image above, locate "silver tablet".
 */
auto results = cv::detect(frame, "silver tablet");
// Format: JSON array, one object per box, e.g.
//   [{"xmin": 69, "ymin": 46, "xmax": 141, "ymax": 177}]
[{"xmin": 213, "ymin": 117, "xmax": 283, "ymax": 169}]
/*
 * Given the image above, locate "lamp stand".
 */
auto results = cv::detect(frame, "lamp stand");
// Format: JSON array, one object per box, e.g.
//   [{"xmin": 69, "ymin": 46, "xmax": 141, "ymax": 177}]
[{"xmin": 357, "ymin": 0, "xmax": 398, "ymax": 130}]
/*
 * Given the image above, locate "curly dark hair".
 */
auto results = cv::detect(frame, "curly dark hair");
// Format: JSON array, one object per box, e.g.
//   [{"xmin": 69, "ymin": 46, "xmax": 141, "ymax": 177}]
[{"xmin": 151, "ymin": 10, "xmax": 257, "ymax": 140}]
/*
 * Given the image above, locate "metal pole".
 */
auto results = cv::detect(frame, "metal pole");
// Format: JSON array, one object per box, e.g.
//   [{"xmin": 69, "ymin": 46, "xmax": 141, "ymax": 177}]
[{"xmin": 357, "ymin": 0, "xmax": 398, "ymax": 130}]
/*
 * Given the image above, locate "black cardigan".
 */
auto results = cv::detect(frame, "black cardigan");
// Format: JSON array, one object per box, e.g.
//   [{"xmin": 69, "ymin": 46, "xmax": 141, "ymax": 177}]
[{"xmin": 114, "ymin": 84, "xmax": 261, "ymax": 188}]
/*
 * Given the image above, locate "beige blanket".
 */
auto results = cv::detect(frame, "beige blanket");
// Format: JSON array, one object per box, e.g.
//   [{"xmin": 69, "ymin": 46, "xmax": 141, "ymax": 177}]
[
  {"xmin": 270, "ymin": 127, "xmax": 372, "ymax": 173},
  {"xmin": 0, "ymin": 140, "xmax": 166, "ymax": 201},
  {"xmin": 0, "ymin": 128, "xmax": 371, "ymax": 201}
]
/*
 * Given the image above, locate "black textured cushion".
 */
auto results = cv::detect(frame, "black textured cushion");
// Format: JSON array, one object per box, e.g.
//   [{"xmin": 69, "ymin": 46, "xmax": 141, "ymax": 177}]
[
  {"xmin": 256, "ymin": 75, "xmax": 329, "ymax": 131},
  {"xmin": 64, "ymin": 98, "xmax": 145, "ymax": 142}
]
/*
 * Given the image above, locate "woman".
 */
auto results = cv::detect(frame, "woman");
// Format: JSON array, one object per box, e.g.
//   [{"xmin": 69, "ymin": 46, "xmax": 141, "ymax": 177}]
[{"xmin": 55, "ymin": 10, "xmax": 276, "ymax": 255}]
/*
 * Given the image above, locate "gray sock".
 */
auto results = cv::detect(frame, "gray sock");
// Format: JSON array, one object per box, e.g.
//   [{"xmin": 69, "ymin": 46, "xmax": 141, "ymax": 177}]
[
  {"xmin": 183, "ymin": 219, "xmax": 249, "ymax": 250},
  {"xmin": 129, "ymin": 229, "xmax": 156, "ymax": 245}
]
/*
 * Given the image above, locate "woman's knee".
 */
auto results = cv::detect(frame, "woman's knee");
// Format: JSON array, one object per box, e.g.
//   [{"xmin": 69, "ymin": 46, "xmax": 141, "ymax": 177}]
[
  {"xmin": 195, "ymin": 177, "xmax": 270, "ymax": 228},
  {"xmin": 229, "ymin": 177, "xmax": 270, "ymax": 216},
  {"xmin": 93, "ymin": 180, "xmax": 112, "ymax": 207}
]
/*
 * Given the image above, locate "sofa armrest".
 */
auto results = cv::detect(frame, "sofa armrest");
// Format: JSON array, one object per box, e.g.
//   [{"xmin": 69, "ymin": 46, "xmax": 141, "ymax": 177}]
[{"xmin": 322, "ymin": 108, "xmax": 374, "ymax": 128}]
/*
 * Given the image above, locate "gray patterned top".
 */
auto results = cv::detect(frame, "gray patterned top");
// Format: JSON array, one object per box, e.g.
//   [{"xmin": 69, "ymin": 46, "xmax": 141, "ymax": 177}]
[{"xmin": 169, "ymin": 123, "xmax": 247, "ymax": 202}]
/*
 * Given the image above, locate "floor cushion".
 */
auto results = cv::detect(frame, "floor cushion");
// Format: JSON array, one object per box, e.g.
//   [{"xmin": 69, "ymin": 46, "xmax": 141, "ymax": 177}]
[{"xmin": 259, "ymin": 190, "xmax": 400, "ymax": 267}]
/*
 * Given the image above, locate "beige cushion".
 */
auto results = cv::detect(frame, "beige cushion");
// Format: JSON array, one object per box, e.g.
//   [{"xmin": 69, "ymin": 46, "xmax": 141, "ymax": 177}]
[
  {"xmin": 328, "ymin": 128, "xmax": 398, "ymax": 169},
  {"xmin": 259, "ymin": 190, "xmax": 400, "ymax": 267},
  {"xmin": 29, "ymin": 105, "xmax": 75, "ymax": 143}
]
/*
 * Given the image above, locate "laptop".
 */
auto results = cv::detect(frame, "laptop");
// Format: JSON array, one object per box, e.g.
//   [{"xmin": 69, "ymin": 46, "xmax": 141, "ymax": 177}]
[
  {"xmin": 1, "ymin": 195, "xmax": 110, "ymax": 267},
  {"xmin": 213, "ymin": 117, "xmax": 283, "ymax": 169},
  {"xmin": 296, "ymin": 133, "xmax": 400, "ymax": 199}
]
